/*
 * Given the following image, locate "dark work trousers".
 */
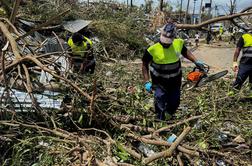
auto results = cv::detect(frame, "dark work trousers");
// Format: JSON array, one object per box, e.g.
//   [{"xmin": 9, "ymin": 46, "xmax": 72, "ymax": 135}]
[
  {"xmin": 233, "ymin": 63, "xmax": 252, "ymax": 90},
  {"xmin": 72, "ymin": 57, "xmax": 96, "ymax": 74},
  {"xmin": 154, "ymin": 86, "xmax": 181, "ymax": 120}
]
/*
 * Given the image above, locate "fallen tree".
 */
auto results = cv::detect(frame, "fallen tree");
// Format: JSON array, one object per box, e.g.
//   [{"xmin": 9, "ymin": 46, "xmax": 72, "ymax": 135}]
[{"xmin": 0, "ymin": 1, "xmax": 251, "ymax": 165}]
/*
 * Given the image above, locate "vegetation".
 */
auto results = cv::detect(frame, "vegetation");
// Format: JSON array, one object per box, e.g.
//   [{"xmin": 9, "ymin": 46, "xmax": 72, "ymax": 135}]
[{"xmin": 0, "ymin": 0, "xmax": 251, "ymax": 165}]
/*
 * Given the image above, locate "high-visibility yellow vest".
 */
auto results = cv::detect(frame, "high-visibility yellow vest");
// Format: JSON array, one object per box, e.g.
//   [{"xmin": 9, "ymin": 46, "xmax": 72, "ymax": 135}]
[
  {"xmin": 68, "ymin": 36, "xmax": 92, "ymax": 57},
  {"xmin": 147, "ymin": 39, "xmax": 183, "ymax": 64},
  {"xmin": 219, "ymin": 27, "xmax": 223, "ymax": 34},
  {"xmin": 147, "ymin": 39, "xmax": 184, "ymax": 79},
  {"xmin": 242, "ymin": 33, "xmax": 252, "ymax": 58}
]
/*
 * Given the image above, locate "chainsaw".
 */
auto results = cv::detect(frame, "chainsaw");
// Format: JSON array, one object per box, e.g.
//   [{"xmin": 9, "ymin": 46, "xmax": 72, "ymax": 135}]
[{"xmin": 182, "ymin": 64, "xmax": 228, "ymax": 90}]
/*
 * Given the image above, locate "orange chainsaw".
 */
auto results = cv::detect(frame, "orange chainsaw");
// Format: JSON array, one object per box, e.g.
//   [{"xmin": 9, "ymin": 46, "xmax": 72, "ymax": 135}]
[{"xmin": 182, "ymin": 64, "xmax": 228, "ymax": 90}]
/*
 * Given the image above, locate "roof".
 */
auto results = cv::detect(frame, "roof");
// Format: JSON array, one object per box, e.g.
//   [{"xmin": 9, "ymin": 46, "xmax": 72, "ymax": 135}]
[
  {"xmin": 18, "ymin": 18, "xmax": 36, "ymax": 27},
  {"xmin": 62, "ymin": 19, "xmax": 92, "ymax": 33}
]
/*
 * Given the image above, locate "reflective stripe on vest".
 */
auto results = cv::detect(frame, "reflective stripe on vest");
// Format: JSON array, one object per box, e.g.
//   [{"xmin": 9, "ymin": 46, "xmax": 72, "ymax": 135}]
[
  {"xmin": 147, "ymin": 39, "xmax": 184, "ymax": 79},
  {"xmin": 242, "ymin": 33, "xmax": 252, "ymax": 57},
  {"xmin": 149, "ymin": 66, "xmax": 182, "ymax": 79},
  {"xmin": 67, "ymin": 36, "xmax": 92, "ymax": 57}
]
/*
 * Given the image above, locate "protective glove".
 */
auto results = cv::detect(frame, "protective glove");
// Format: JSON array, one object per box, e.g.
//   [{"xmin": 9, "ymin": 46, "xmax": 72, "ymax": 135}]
[
  {"xmin": 233, "ymin": 61, "xmax": 238, "ymax": 72},
  {"xmin": 144, "ymin": 81, "xmax": 152, "ymax": 93},
  {"xmin": 194, "ymin": 60, "xmax": 205, "ymax": 71}
]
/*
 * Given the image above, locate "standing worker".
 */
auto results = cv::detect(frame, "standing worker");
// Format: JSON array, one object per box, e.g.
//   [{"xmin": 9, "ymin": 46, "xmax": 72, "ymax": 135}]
[
  {"xmin": 229, "ymin": 27, "xmax": 236, "ymax": 45},
  {"xmin": 195, "ymin": 32, "xmax": 200, "ymax": 47},
  {"xmin": 67, "ymin": 32, "xmax": 95, "ymax": 74},
  {"xmin": 206, "ymin": 31, "xmax": 212, "ymax": 44},
  {"xmin": 218, "ymin": 26, "xmax": 223, "ymax": 41},
  {"xmin": 142, "ymin": 22, "xmax": 206, "ymax": 120},
  {"xmin": 228, "ymin": 30, "xmax": 252, "ymax": 98}
]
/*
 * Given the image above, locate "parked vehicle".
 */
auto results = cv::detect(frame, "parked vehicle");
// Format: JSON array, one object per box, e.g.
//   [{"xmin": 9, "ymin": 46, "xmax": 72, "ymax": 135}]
[{"xmin": 211, "ymin": 23, "xmax": 224, "ymax": 33}]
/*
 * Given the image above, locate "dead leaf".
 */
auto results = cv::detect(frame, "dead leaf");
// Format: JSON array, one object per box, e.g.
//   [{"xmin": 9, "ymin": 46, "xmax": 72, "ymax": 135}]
[{"xmin": 233, "ymin": 135, "xmax": 245, "ymax": 144}]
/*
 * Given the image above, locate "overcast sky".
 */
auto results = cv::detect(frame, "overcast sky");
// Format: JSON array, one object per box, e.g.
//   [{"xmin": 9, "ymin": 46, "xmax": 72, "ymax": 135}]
[{"xmin": 117, "ymin": 0, "xmax": 249, "ymax": 15}]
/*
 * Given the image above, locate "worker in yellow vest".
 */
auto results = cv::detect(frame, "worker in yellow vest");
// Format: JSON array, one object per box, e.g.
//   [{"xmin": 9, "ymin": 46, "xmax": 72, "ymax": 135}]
[
  {"xmin": 218, "ymin": 26, "xmax": 223, "ymax": 41},
  {"xmin": 67, "ymin": 33, "xmax": 95, "ymax": 74},
  {"xmin": 228, "ymin": 30, "xmax": 252, "ymax": 98},
  {"xmin": 142, "ymin": 22, "xmax": 206, "ymax": 120}
]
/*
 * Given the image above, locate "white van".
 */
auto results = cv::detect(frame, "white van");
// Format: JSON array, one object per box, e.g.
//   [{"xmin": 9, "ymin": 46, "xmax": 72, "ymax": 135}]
[{"xmin": 211, "ymin": 23, "xmax": 224, "ymax": 32}]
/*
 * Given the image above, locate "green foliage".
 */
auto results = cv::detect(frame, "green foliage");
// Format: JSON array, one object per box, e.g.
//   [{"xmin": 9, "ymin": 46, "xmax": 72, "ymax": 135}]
[
  {"xmin": 4, "ymin": 136, "xmax": 72, "ymax": 166},
  {"xmin": 115, "ymin": 143, "xmax": 130, "ymax": 161}
]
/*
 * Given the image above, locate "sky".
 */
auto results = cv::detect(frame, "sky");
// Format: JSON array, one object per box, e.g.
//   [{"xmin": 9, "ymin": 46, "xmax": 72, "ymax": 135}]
[{"xmin": 117, "ymin": 0, "xmax": 249, "ymax": 15}]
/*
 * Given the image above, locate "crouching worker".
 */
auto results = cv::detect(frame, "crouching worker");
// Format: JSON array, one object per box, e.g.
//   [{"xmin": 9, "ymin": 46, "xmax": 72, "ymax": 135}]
[
  {"xmin": 67, "ymin": 32, "xmax": 95, "ymax": 74},
  {"xmin": 142, "ymin": 22, "xmax": 206, "ymax": 120}
]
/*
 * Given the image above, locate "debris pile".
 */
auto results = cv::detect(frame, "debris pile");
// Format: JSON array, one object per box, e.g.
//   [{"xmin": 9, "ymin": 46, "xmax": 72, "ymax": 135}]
[{"xmin": 0, "ymin": 1, "xmax": 251, "ymax": 166}]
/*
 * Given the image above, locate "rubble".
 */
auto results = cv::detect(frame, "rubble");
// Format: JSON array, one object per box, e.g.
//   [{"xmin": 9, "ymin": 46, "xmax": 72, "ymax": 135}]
[{"xmin": 0, "ymin": 1, "xmax": 251, "ymax": 165}]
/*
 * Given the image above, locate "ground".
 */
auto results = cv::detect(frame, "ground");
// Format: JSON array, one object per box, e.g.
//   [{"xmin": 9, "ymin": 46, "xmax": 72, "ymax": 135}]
[
  {"xmin": 183, "ymin": 42, "xmax": 236, "ymax": 75},
  {"xmin": 192, "ymin": 43, "xmax": 235, "ymax": 71}
]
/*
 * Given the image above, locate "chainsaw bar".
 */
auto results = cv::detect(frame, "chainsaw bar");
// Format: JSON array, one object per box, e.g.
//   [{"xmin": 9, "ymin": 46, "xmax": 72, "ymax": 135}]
[{"xmin": 197, "ymin": 70, "xmax": 228, "ymax": 87}]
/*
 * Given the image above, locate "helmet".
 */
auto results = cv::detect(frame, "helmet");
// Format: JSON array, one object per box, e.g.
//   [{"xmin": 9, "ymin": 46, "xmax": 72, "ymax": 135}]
[
  {"xmin": 160, "ymin": 22, "xmax": 177, "ymax": 44},
  {"xmin": 162, "ymin": 22, "xmax": 177, "ymax": 38}
]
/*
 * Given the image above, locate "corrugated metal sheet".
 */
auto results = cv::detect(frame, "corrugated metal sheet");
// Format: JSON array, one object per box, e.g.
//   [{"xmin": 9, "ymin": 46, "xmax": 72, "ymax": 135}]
[
  {"xmin": 0, "ymin": 87, "xmax": 62, "ymax": 111},
  {"xmin": 62, "ymin": 19, "xmax": 91, "ymax": 33},
  {"xmin": 44, "ymin": 37, "xmax": 69, "ymax": 53}
]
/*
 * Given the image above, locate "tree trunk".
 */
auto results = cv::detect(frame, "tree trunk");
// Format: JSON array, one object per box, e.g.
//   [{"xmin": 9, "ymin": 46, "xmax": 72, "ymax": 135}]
[
  {"xmin": 185, "ymin": 0, "xmax": 190, "ymax": 23},
  {"xmin": 199, "ymin": 0, "xmax": 203, "ymax": 23},
  {"xmin": 179, "ymin": 0, "xmax": 183, "ymax": 23},
  {"xmin": 208, "ymin": 0, "xmax": 212, "ymax": 19},
  {"xmin": 9, "ymin": 0, "xmax": 21, "ymax": 25},
  {"xmin": 160, "ymin": 0, "xmax": 163, "ymax": 11},
  {"xmin": 230, "ymin": 0, "xmax": 236, "ymax": 14}
]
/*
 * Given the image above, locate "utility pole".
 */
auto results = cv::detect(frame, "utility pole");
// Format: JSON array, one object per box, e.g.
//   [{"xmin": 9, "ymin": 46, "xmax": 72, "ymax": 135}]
[
  {"xmin": 179, "ymin": 0, "xmax": 183, "ymax": 23},
  {"xmin": 192, "ymin": 0, "xmax": 197, "ymax": 24},
  {"xmin": 215, "ymin": 5, "xmax": 218, "ymax": 17},
  {"xmin": 185, "ymin": 0, "xmax": 190, "ymax": 23},
  {"xmin": 199, "ymin": 0, "xmax": 203, "ymax": 23},
  {"xmin": 208, "ymin": 0, "xmax": 212, "ymax": 19}
]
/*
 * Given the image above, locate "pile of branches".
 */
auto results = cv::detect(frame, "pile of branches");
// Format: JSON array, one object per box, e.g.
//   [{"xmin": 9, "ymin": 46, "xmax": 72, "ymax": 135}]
[
  {"xmin": 0, "ymin": 0, "xmax": 252, "ymax": 165},
  {"xmin": 17, "ymin": 0, "xmax": 149, "ymax": 60},
  {"xmin": 1, "ymin": 58, "xmax": 252, "ymax": 165}
]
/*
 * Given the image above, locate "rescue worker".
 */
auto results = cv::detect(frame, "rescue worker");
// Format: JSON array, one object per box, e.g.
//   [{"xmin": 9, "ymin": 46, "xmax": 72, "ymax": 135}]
[
  {"xmin": 228, "ymin": 30, "xmax": 252, "ymax": 98},
  {"xmin": 195, "ymin": 32, "xmax": 200, "ymax": 47},
  {"xmin": 206, "ymin": 31, "xmax": 212, "ymax": 44},
  {"xmin": 229, "ymin": 27, "xmax": 236, "ymax": 45},
  {"xmin": 142, "ymin": 22, "xmax": 206, "ymax": 120},
  {"xmin": 67, "ymin": 32, "xmax": 95, "ymax": 74}
]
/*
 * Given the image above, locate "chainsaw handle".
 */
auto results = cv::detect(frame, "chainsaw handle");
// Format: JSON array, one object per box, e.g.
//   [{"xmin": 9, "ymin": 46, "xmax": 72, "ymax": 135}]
[{"xmin": 193, "ymin": 63, "xmax": 209, "ymax": 73}]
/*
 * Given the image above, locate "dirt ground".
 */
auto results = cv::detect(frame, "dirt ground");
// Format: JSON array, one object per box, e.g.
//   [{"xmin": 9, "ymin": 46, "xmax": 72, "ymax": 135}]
[{"xmin": 183, "ymin": 42, "xmax": 236, "ymax": 74}]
